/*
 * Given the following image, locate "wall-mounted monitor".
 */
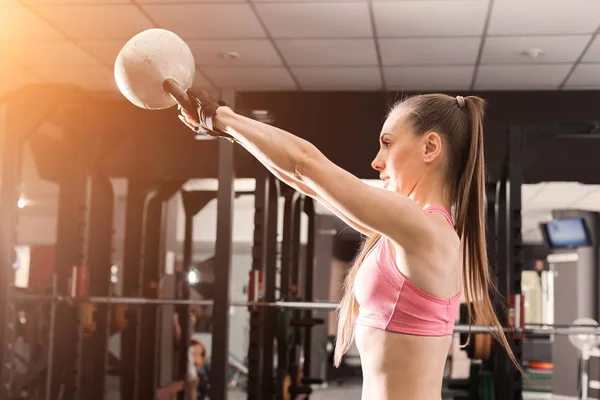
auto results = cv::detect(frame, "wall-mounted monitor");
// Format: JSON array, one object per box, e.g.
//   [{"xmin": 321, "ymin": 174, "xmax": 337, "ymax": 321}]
[{"xmin": 540, "ymin": 218, "xmax": 592, "ymax": 249}]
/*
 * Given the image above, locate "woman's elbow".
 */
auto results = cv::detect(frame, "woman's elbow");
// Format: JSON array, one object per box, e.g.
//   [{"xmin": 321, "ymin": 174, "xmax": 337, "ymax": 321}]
[{"xmin": 293, "ymin": 143, "xmax": 322, "ymax": 182}]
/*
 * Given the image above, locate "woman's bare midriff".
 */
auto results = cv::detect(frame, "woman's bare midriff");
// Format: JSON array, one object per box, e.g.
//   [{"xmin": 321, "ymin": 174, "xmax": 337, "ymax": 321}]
[{"xmin": 354, "ymin": 324, "xmax": 453, "ymax": 400}]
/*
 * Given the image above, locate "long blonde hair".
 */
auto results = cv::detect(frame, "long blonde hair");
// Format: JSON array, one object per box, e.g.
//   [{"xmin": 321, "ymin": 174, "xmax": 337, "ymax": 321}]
[{"xmin": 334, "ymin": 94, "xmax": 520, "ymax": 372}]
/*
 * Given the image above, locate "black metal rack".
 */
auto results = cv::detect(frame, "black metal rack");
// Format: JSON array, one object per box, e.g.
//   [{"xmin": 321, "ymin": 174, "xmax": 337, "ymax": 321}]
[
  {"xmin": 0, "ymin": 84, "xmax": 237, "ymax": 400},
  {"xmin": 490, "ymin": 121, "xmax": 600, "ymax": 400}
]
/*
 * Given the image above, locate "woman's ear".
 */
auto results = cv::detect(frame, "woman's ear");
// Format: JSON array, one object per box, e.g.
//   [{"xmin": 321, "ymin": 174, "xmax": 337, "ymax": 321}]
[{"xmin": 423, "ymin": 131, "xmax": 442, "ymax": 163}]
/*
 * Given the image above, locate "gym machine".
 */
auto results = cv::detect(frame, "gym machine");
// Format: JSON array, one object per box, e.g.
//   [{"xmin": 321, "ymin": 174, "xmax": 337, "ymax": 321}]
[
  {"xmin": 0, "ymin": 83, "xmax": 241, "ymax": 400},
  {"xmin": 245, "ymin": 171, "xmax": 325, "ymax": 400},
  {"xmin": 476, "ymin": 121, "xmax": 600, "ymax": 400}
]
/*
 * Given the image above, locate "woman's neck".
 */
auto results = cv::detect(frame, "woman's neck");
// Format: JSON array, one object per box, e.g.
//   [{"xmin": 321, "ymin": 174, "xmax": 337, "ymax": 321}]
[{"xmin": 407, "ymin": 177, "xmax": 452, "ymax": 211}]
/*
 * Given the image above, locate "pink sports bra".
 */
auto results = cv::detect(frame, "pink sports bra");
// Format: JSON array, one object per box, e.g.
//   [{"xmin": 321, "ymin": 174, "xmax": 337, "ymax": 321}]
[{"xmin": 354, "ymin": 206, "xmax": 462, "ymax": 336}]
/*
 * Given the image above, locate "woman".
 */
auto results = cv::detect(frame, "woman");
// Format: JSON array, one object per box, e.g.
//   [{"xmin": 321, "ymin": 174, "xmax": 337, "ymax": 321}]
[{"xmin": 179, "ymin": 92, "xmax": 518, "ymax": 399}]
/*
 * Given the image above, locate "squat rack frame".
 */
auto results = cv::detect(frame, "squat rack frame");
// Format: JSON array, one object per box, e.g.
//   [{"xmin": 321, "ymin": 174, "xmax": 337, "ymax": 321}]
[
  {"xmin": 0, "ymin": 85, "xmax": 239, "ymax": 400},
  {"xmin": 492, "ymin": 121, "xmax": 600, "ymax": 400}
]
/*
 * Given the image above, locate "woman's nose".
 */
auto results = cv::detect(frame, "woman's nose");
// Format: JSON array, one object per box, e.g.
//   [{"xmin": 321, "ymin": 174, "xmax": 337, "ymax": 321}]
[{"xmin": 371, "ymin": 154, "xmax": 384, "ymax": 171}]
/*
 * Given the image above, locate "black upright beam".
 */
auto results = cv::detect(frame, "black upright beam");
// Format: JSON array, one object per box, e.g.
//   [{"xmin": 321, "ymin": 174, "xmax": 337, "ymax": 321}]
[
  {"xmin": 495, "ymin": 178, "xmax": 508, "ymax": 309},
  {"xmin": 49, "ymin": 129, "xmax": 93, "ymax": 400},
  {"xmin": 247, "ymin": 165, "xmax": 269, "ymax": 400},
  {"xmin": 492, "ymin": 128, "xmax": 524, "ymax": 400},
  {"xmin": 260, "ymin": 176, "xmax": 280, "ymax": 399},
  {"xmin": 0, "ymin": 95, "xmax": 26, "ymax": 400},
  {"xmin": 506, "ymin": 127, "xmax": 524, "ymax": 400},
  {"xmin": 280, "ymin": 191, "xmax": 301, "ymax": 301},
  {"xmin": 177, "ymin": 190, "xmax": 214, "ymax": 400},
  {"xmin": 485, "ymin": 182, "xmax": 497, "ymax": 284},
  {"xmin": 483, "ymin": 183, "xmax": 497, "ymax": 373},
  {"xmin": 290, "ymin": 194, "xmax": 304, "ymax": 298},
  {"xmin": 278, "ymin": 191, "xmax": 301, "ymax": 373},
  {"xmin": 302, "ymin": 198, "xmax": 316, "ymax": 379},
  {"xmin": 138, "ymin": 181, "xmax": 183, "ymax": 400},
  {"xmin": 209, "ymin": 138, "xmax": 235, "ymax": 400},
  {"xmin": 492, "ymin": 166, "xmax": 511, "ymax": 400},
  {"xmin": 80, "ymin": 175, "xmax": 115, "ymax": 400},
  {"xmin": 121, "ymin": 181, "xmax": 157, "ymax": 400}
]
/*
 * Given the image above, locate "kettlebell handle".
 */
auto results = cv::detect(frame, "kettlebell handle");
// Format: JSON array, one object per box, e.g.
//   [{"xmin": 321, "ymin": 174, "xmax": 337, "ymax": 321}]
[{"xmin": 163, "ymin": 78, "xmax": 199, "ymax": 122}]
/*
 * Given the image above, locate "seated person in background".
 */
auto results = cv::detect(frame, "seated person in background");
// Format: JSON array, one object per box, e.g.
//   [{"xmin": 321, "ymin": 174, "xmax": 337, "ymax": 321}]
[{"xmin": 187, "ymin": 338, "xmax": 208, "ymax": 400}]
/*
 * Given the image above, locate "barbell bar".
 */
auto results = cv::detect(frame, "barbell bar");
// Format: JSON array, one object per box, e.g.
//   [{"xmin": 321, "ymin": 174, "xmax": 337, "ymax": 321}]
[{"xmin": 9, "ymin": 293, "xmax": 600, "ymax": 336}]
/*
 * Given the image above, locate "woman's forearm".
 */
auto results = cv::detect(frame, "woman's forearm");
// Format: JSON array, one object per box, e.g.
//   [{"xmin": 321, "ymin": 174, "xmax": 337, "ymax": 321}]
[{"xmin": 214, "ymin": 106, "xmax": 318, "ymax": 180}]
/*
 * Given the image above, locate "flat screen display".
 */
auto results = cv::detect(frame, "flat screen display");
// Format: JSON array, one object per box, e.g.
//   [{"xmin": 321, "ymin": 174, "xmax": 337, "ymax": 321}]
[{"xmin": 541, "ymin": 218, "xmax": 591, "ymax": 248}]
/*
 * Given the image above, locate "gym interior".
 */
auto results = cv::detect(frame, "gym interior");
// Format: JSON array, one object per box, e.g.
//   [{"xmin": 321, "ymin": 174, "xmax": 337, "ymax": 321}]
[{"xmin": 3, "ymin": 1, "xmax": 600, "ymax": 400}]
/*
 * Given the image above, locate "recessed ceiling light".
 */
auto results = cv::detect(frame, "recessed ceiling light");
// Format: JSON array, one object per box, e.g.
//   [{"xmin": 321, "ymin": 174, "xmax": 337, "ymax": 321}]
[
  {"xmin": 220, "ymin": 51, "xmax": 241, "ymax": 61},
  {"xmin": 523, "ymin": 48, "xmax": 545, "ymax": 59}
]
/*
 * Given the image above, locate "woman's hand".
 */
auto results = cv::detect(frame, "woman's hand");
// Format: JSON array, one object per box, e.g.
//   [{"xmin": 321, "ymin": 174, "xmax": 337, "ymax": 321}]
[{"xmin": 178, "ymin": 107, "xmax": 200, "ymax": 131}]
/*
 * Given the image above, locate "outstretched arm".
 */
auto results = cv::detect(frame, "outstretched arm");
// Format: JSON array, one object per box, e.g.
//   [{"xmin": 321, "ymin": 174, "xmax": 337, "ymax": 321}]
[
  {"xmin": 183, "ymin": 104, "xmax": 433, "ymax": 250},
  {"xmin": 263, "ymin": 163, "xmax": 373, "ymax": 237}
]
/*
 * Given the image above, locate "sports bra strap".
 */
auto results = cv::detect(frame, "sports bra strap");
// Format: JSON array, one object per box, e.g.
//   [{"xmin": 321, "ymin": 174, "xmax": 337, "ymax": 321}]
[{"xmin": 424, "ymin": 206, "xmax": 454, "ymax": 228}]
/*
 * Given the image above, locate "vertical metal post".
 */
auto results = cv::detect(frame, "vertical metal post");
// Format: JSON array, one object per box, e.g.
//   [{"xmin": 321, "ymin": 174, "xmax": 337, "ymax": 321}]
[
  {"xmin": 139, "ymin": 182, "xmax": 183, "ymax": 400},
  {"xmin": 138, "ymin": 193, "xmax": 166, "ymax": 400},
  {"xmin": 121, "ymin": 181, "xmax": 155, "ymax": 400},
  {"xmin": 177, "ymin": 198, "xmax": 193, "ymax": 400},
  {"xmin": 246, "ymin": 164, "xmax": 269, "ymax": 400},
  {"xmin": 49, "ymin": 123, "xmax": 93, "ymax": 400},
  {"xmin": 178, "ymin": 191, "xmax": 214, "ymax": 400},
  {"xmin": 483, "ymin": 182, "xmax": 497, "ymax": 374},
  {"xmin": 506, "ymin": 127, "xmax": 524, "ymax": 400},
  {"xmin": 278, "ymin": 191, "xmax": 300, "ymax": 373},
  {"xmin": 0, "ymin": 94, "xmax": 23, "ymax": 400},
  {"xmin": 302, "ymin": 198, "xmax": 316, "ymax": 379},
  {"xmin": 209, "ymin": 89, "xmax": 236, "ymax": 400},
  {"xmin": 288, "ymin": 193, "xmax": 304, "ymax": 386},
  {"xmin": 281, "ymin": 191, "xmax": 301, "ymax": 301},
  {"xmin": 290, "ymin": 194, "xmax": 304, "ymax": 298},
  {"xmin": 495, "ymin": 177, "xmax": 508, "ymax": 314},
  {"xmin": 492, "ymin": 128, "xmax": 524, "ymax": 400},
  {"xmin": 260, "ymin": 177, "xmax": 280, "ymax": 399},
  {"xmin": 80, "ymin": 175, "xmax": 114, "ymax": 400}
]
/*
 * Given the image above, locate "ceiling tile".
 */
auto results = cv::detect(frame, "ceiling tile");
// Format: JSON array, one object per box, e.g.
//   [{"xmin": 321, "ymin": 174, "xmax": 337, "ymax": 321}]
[
  {"xmin": 482, "ymin": 36, "xmax": 591, "ymax": 65},
  {"xmin": 292, "ymin": 67, "xmax": 381, "ymax": 90},
  {"xmin": 276, "ymin": 39, "xmax": 377, "ymax": 67},
  {"xmin": 188, "ymin": 71, "xmax": 215, "ymax": 90},
  {"xmin": 384, "ymin": 66, "xmax": 474, "ymax": 91},
  {"xmin": 254, "ymin": 3, "xmax": 372, "ymax": 38},
  {"xmin": 489, "ymin": 0, "xmax": 600, "ymax": 35},
  {"xmin": 137, "ymin": 0, "xmax": 242, "ymax": 2},
  {"xmin": 1, "ymin": 40, "xmax": 100, "ymax": 67},
  {"xmin": 189, "ymin": 40, "xmax": 282, "ymax": 66},
  {"xmin": 142, "ymin": 4, "xmax": 266, "ymax": 39},
  {"xmin": 201, "ymin": 67, "xmax": 296, "ymax": 90},
  {"xmin": 379, "ymin": 37, "xmax": 480, "ymax": 66},
  {"xmin": 32, "ymin": 5, "xmax": 154, "ymax": 40},
  {"xmin": 30, "ymin": 66, "xmax": 119, "ymax": 92},
  {"xmin": 475, "ymin": 65, "xmax": 571, "ymax": 89},
  {"xmin": 0, "ymin": 5, "xmax": 64, "ymax": 39},
  {"xmin": 0, "ymin": 67, "xmax": 39, "ymax": 95},
  {"xmin": 373, "ymin": 1, "xmax": 489, "ymax": 37},
  {"xmin": 23, "ymin": 0, "xmax": 130, "ymax": 4},
  {"xmin": 582, "ymin": 36, "xmax": 600, "ymax": 62},
  {"xmin": 565, "ymin": 63, "xmax": 600, "ymax": 86},
  {"xmin": 79, "ymin": 40, "xmax": 127, "ymax": 66}
]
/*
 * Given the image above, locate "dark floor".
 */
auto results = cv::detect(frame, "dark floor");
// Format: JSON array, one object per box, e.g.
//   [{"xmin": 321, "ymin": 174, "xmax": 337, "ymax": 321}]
[
  {"xmin": 107, "ymin": 376, "xmax": 580, "ymax": 399},
  {"xmin": 227, "ymin": 383, "xmax": 363, "ymax": 400}
]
